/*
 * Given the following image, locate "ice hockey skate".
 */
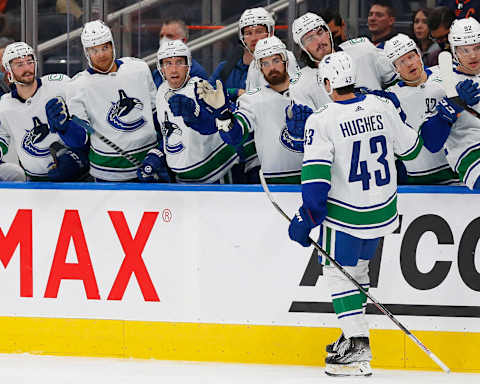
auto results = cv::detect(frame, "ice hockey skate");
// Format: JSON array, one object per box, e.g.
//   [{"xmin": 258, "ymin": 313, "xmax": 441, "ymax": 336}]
[
  {"xmin": 325, "ymin": 333, "xmax": 345, "ymax": 355},
  {"xmin": 325, "ymin": 337, "xmax": 372, "ymax": 377}
]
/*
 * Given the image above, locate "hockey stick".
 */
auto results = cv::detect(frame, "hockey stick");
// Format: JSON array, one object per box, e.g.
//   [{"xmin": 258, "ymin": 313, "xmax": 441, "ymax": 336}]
[
  {"xmin": 258, "ymin": 169, "xmax": 451, "ymax": 373},
  {"xmin": 71, "ymin": 116, "xmax": 142, "ymax": 167},
  {"xmin": 438, "ymin": 51, "xmax": 480, "ymax": 119}
]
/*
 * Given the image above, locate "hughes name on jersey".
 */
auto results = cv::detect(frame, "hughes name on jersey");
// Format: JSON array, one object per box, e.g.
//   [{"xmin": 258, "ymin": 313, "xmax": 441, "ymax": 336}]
[
  {"xmin": 234, "ymin": 82, "xmax": 304, "ymax": 183},
  {"xmin": 0, "ymin": 74, "xmax": 71, "ymax": 179},
  {"xmin": 67, "ymin": 57, "xmax": 157, "ymax": 181},
  {"xmin": 302, "ymin": 94, "xmax": 422, "ymax": 238},
  {"xmin": 157, "ymin": 76, "xmax": 238, "ymax": 183},
  {"xmin": 387, "ymin": 67, "xmax": 458, "ymax": 184}
]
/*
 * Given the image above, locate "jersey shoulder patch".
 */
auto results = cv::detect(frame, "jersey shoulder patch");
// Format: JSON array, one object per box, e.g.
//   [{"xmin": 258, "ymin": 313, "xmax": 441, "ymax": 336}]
[
  {"xmin": 246, "ymin": 87, "xmax": 261, "ymax": 95},
  {"xmin": 44, "ymin": 73, "xmax": 67, "ymax": 82},
  {"xmin": 341, "ymin": 37, "xmax": 369, "ymax": 48},
  {"xmin": 314, "ymin": 104, "xmax": 330, "ymax": 114}
]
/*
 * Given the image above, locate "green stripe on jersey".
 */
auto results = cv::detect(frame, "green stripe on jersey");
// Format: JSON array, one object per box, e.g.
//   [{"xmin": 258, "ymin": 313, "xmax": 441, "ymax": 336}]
[
  {"xmin": 327, "ymin": 195, "xmax": 397, "ymax": 226},
  {"xmin": 89, "ymin": 146, "xmax": 153, "ymax": 170},
  {"xmin": 301, "ymin": 163, "xmax": 331, "ymax": 184},
  {"xmin": 175, "ymin": 143, "xmax": 237, "ymax": 182},
  {"xmin": 457, "ymin": 147, "xmax": 480, "ymax": 184},
  {"xmin": 397, "ymin": 136, "xmax": 423, "ymax": 161},
  {"xmin": 407, "ymin": 168, "xmax": 458, "ymax": 185}
]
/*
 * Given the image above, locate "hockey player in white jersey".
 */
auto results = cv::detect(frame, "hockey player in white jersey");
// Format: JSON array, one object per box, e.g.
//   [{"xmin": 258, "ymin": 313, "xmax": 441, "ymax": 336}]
[
  {"xmin": 136, "ymin": 40, "xmax": 238, "ymax": 183},
  {"xmin": 194, "ymin": 36, "xmax": 306, "ymax": 183},
  {"xmin": 240, "ymin": 7, "xmax": 300, "ymax": 91},
  {"xmin": 0, "ymin": 42, "xmax": 88, "ymax": 181},
  {"xmin": 439, "ymin": 16, "xmax": 480, "ymax": 190},
  {"xmin": 384, "ymin": 34, "xmax": 459, "ymax": 185},
  {"xmin": 63, "ymin": 20, "xmax": 160, "ymax": 182},
  {"xmin": 287, "ymin": 52, "xmax": 439, "ymax": 376},
  {"xmin": 289, "ymin": 12, "xmax": 396, "ymax": 113}
]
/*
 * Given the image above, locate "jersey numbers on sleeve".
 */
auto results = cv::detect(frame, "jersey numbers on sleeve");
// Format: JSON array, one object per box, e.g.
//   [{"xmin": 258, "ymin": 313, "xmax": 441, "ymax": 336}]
[
  {"xmin": 305, "ymin": 128, "xmax": 314, "ymax": 145},
  {"xmin": 348, "ymin": 134, "xmax": 390, "ymax": 190}
]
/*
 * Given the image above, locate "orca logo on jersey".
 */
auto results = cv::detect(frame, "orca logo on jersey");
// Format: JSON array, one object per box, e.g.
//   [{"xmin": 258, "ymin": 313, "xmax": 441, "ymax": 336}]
[
  {"xmin": 162, "ymin": 111, "xmax": 184, "ymax": 154},
  {"xmin": 279, "ymin": 126, "xmax": 304, "ymax": 153},
  {"xmin": 107, "ymin": 89, "xmax": 146, "ymax": 132},
  {"xmin": 22, "ymin": 117, "xmax": 51, "ymax": 157}
]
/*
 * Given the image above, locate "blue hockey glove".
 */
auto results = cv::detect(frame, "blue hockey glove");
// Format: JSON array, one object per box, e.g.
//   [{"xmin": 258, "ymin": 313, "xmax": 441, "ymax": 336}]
[
  {"xmin": 436, "ymin": 97, "xmax": 463, "ymax": 124},
  {"xmin": 456, "ymin": 79, "xmax": 480, "ymax": 106},
  {"xmin": 47, "ymin": 142, "xmax": 89, "ymax": 181},
  {"xmin": 363, "ymin": 88, "xmax": 407, "ymax": 122},
  {"xmin": 288, "ymin": 206, "xmax": 317, "ymax": 247},
  {"xmin": 167, "ymin": 94, "xmax": 200, "ymax": 127},
  {"xmin": 137, "ymin": 148, "xmax": 170, "ymax": 183},
  {"xmin": 286, "ymin": 103, "xmax": 313, "ymax": 140},
  {"xmin": 46, "ymin": 97, "xmax": 71, "ymax": 134}
]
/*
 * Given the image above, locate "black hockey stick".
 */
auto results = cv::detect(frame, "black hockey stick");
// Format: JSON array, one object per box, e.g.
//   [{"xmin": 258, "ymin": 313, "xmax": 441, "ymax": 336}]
[
  {"xmin": 258, "ymin": 169, "xmax": 450, "ymax": 373},
  {"xmin": 71, "ymin": 116, "xmax": 142, "ymax": 167},
  {"xmin": 438, "ymin": 51, "xmax": 480, "ymax": 119}
]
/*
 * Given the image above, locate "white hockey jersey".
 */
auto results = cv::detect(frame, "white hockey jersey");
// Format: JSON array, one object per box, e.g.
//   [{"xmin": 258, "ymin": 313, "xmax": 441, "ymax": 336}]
[
  {"xmin": 302, "ymin": 94, "xmax": 422, "ymax": 238},
  {"xmin": 245, "ymin": 50, "xmax": 299, "ymax": 91},
  {"xmin": 0, "ymin": 74, "xmax": 70, "ymax": 179},
  {"xmin": 443, "ymin": 68, "xmax": 480, "ymax": 189},
  {"xmin": 339, "ymin": 37, "xmax": 397, "ymax": 90},
  {"xmin": 156, "ymin": 76, "xmax": 238, "ymax": 183},
  {"xmin": 234, "ymin": 83, "xmax": 304, "ymax": 183},
  {"xmin": 67, "ymin": 57, "xmax": 158, "ymax": 181},
  {"xmin": 386, "ymin": 67, "xmax": 458, "ymax": 184},
  {"xmin": 290, "ymin": 66, "xmax": 331, "ymax": 110}
]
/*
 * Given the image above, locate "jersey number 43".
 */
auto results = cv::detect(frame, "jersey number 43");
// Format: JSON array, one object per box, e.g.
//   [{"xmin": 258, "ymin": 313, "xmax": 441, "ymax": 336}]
[{"xmin": 349, "ymin": 135, "xmax": 391, "ymax": 190}]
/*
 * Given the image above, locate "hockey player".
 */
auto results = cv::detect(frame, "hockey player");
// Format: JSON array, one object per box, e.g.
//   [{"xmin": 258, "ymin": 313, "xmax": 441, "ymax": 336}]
[
  {"xmin": 65, "ymin": 20, "xmax": 160, "ymax": 182},
  {"xmin": 441, "ymin": 17, "xmax": 480, "ymax": 190},
  {"xmin": 136, "ymin": 40, "xmax": 238, "ymax": 183},
  {"xmin": 195, "ymin": 36, "xmax": 306, "ymax": 183},
  {"xmin": 287, "ymin": 52, "xmax": 434, "ymax": 376},
  {"xmin": 290, "ymin": 12, "xmax": 397, "ymax": 112},
  {"xmin": 241, "ymin": 7, "xmax": 299, "ymax": 91},
  {"xmin": 0, "ymin": 42, "xmax": 88, "ymax": 181},
  {"xmin": 384, "ymin": 33, "xmax": 458, "ymax": 185}
]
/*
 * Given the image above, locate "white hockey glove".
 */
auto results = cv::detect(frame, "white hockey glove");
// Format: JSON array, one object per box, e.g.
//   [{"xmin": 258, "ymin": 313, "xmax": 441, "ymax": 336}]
[{"xmin": 195, "ymin": 79, "xmax": 233, "ymax": 132}]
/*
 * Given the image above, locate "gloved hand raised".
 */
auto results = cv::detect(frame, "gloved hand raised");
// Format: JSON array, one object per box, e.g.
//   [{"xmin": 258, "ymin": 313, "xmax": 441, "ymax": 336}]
[
  {"xmin": 46, "ymin": 96, "xmax": 71, "ymax": 133},
  {"xmin": 137, "ymin": 148, "xmax": 170, "ymax": 183},
  {"xmin": 456, "ymin": 79, "xmax": 480, "ymax": 106}
]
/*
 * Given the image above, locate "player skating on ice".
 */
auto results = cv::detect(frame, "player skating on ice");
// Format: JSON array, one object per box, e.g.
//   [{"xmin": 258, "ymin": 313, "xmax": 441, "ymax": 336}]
[
  {"xmin": 287, "ymin": 51, "xmax": 446, "ymax": 376},
  {"xmin": 137, "ymin": 40, "xmax": 238, "ymax": 183},
  {"xmin": 0, "ymin": 42, "xmax": 88, "ymax": 181}
]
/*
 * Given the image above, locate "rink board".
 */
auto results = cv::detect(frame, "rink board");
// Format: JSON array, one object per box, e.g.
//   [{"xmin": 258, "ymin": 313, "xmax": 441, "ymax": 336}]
[{"xmin": 0, "ymin": 183, "xmax": 479, "ymax": 372}]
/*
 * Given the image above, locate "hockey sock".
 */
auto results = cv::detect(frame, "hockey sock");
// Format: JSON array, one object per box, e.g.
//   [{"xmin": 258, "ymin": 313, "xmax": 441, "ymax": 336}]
[{"xmin": 324, "ymin": 262, "xmax": 370, "ymax": 339}]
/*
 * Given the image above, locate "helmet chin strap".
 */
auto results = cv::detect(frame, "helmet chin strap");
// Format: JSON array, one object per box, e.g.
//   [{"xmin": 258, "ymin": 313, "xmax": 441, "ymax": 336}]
[{"xmin": 89, "ymin": 56, "xmax": 116, "ymax": 74}]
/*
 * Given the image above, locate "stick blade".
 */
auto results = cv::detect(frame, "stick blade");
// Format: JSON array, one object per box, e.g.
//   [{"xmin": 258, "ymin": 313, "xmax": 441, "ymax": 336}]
[{"xmin": 438, "ymin": 51, "xmax": 458, "ymax": 98}]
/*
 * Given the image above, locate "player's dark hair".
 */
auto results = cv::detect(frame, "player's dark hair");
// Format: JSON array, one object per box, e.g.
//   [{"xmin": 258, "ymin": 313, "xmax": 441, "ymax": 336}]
[
  {"xmin": 427, "ymin": 6, "xmax": 455, "ymax": 31},
  {"xmin": 335, "ymin": 84, "xmax": 355, "ymax": 95},
  {"xmin": 370, "ymin": 0, "xmax": 395, "ymax": 18}
]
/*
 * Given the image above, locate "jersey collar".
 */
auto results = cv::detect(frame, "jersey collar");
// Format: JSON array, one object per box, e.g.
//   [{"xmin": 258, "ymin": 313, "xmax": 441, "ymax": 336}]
[
  {"xmin": 87, "ymin": 59, "xmax": 123, "ymax": 75},
  {"xmin": 334, "ymin": 94, "xmax": 366, "ymax": 104},
  {"xmin": 453, "ymin": 67, "xmax": 477, "ymax": 77},
  {"xmin": 11, "ymin": 77, "xmax": 42, "ymax": 103}
]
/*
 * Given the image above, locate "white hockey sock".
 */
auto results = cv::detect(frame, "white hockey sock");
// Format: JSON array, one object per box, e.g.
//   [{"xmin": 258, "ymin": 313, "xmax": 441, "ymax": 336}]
[{"xmin": 324, "ymin": 261, "xmax": 370, "ymax": 339}]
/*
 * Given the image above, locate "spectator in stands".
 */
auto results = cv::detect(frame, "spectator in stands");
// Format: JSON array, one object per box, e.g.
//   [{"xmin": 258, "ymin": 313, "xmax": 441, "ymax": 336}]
[
  {"xmin": 426, "ymin": 6, "xmax": 456, "ymax": 66},
  {"xmin": 0, "ymin": 36, "xmax": 14, "ymax": 96},
  {"xmin": 151, "ymin": 18, "xmax": 208, "ymax": 88},
  {"xmin": 367, "ymin": 0, "xmax": 396, "ymax": 48},
  {"xmin": 412, "ymin": 8, "xmax": 440, "ymax": 67},
  {"xmin": 437, "ymin": 0, "xmax": 479, "ymax": 19}
]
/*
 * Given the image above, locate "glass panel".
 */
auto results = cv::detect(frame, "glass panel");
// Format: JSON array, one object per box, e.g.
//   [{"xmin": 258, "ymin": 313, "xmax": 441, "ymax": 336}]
[{"xmin": 37, "ymin": 0, "xmax": 84, "ymax": 77}]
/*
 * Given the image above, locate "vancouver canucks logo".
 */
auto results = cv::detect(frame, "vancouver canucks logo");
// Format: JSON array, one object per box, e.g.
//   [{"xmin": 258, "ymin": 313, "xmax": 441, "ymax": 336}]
[
  {"xmin": 22, "ymin": 116, "xmax": 51, "ymax": 157},
  {"xmin": 107, "ymin": 89, "xmax": 146, "ymax": 131},
  {"xmin": 279, "ymin": 126, "xmax": 304, "ymax": 153},
  {"xmin": 162, "ymin": 111, "xmax": 184, "ymax": 154}
]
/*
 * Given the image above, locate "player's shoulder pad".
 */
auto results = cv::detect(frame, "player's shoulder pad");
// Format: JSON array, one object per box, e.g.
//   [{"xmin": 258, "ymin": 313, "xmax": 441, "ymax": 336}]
[
  {"xmin": 313, "ymin": 103, "xmax": 330, "ymax": 115},
  {"xmin": 371, "ymin": 94, "xmax": 392, "ymax": 104},
  {"xmin": 340, "ymin": 37, "xmax": 371, "ymax": 49},
  {"xmin": 70, "ymin": 70, "xmax": 88, "ymax": 82},
  {"xmin": 289, "ymin": 71, "xmax": 301, "ymax": 85},
  {"xmin": 42, "ymin": 73, "xmax": 70, "ymax": 82}
]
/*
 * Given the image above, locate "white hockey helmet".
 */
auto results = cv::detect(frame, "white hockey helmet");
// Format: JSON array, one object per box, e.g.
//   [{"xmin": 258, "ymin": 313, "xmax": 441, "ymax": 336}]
[
  {"xmin": 81, "ymin": 20, "xmax": 116, "ymax": 72},
  {"xmin": 318, "ymin": 51, "xmax": 355, "ymax": 95},
  {"xmin": 292, "ymin": 12, "xmax": 333, "ymax": 61},
  {"xmin": 384, "ymin": 33, "xmax": 422, "ymax": 70},
  {"xmin": 254, "ymin": 36, "xmax": 288, "ymax": 69},
  {"xmin": 448, "ymin": 17, "xmax": 480, "ymax": 61},
  {"xmin": 2, "ymin": 42, "xmax": 37, "ymax": 84},
  {"xmin": 157, "ymin": 40, "xmax": 192, "ymax": 89},
  {"xmin": 238, "ymin": 7, "xmax": 275, "ymax": 52}
]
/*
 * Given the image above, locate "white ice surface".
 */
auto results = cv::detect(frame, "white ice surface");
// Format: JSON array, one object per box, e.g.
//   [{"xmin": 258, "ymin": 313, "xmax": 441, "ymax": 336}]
[{"xmin": 0, "ymin": 354, "xmax": 478, "ymax": 384}]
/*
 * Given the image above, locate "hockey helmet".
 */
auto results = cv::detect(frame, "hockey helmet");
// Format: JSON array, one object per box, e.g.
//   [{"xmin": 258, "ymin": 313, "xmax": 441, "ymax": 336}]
[
  {"xmin": 292, "ymin": 12, "xmax": 333, "ymax": 61},
  {"xmin": 2, "ymin": 42, "xmax": 37, "ymax": 84},
  {"xmin": 238, "ymin": 7, "xmax": 275, "ymax": 53},
  {"xmin": 81, "ymin": 20, "xmax": 116, "ymax": 72},
  {"xmin": 449, "ymin": 17, "xmax": 480, "ymax": 61},
  {"xmin": 318, "ymin": 51, "xmax": 356, "ymax": 94}
]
